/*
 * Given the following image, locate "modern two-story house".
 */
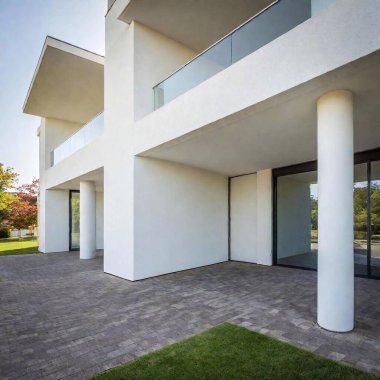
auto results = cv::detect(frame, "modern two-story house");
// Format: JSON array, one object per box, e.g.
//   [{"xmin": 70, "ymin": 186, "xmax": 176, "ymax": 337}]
[{"xmin": 23, "ymin": 0, "xmax": 380, "ymax": 334}]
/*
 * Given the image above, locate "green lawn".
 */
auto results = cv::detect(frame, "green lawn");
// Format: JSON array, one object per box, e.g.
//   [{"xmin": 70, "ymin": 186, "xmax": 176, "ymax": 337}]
[
  {"xmin": 91, "ymin": 323, "xmax": 376, "ymax": 380},
  {"xmin": 0, "ymin": 237, "xmax": 39, "ymax": 256}
]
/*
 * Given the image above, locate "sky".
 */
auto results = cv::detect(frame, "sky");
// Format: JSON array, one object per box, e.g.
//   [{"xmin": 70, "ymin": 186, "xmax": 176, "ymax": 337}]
[{"xmin": 0, "ymin": 0, "xmax": 105, "ymax": 185}]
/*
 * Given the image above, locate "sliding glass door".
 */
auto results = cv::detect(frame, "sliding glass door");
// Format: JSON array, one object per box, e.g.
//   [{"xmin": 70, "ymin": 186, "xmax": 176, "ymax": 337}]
[
  {"xmin": 276, "ymin": 169, "xmax": 317, "ymax": 270},
  {"xmin": 274, "ymin": 149, "xmax": 380, "ymax": 279},
  {"xmin": 371, "ymin": 161, "xmax": 380, "ymax": 277},
  {"xmin": 70, "ymin": 191, "xmax": 80, "ymax": 251},
  {"xmin": 353, "ymin": 163, "xmax": 368, "ymax": 276}
]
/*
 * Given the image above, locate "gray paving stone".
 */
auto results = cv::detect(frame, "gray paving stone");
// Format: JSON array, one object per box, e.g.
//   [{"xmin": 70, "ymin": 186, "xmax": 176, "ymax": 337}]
[{"xmin": 0, "ymin": 252, "xmax": 379, "ymax": 379}]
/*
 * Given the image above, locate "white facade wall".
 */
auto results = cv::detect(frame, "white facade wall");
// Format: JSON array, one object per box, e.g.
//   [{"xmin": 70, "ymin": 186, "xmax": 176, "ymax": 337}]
[
  {"xmin": 104, "ymin": 9, "xmax": 135, "ymax": 279},
  {"xmin": 34, "ymin": 0, "xmax": 379, "ymax": 296},
  {"xmin": 256, "ymin": 169, "xmax": 273, "ymax": 266},
  {"xmin": 41, "ymin": 118, "xmax": 82, "ymax": 171},
  {"xmin": 230, "ymin": 174, "xmax": 258, "ymax": 263},
  {"xmin": 134, "ymin": 0, "xmax": 380, "ymax": 155},
  {"xmin": 133, "ymin": 157, "xmax": 228, "ymax": 280},
  {"xmin": 45, "ymin": 137, "xmax": 104, "ymax": 190},
  {"xmin": 40, "ymin": 189, "xmax": 69, "ymax": 253},
  {"xmin": 104, "ymin": 13, "xmax": 218, "ymax": 280},
  {"xmin": 133, "ymin": 22, "xmax": 197, "ymax": 120},
  {"xmin": 230, "ymin": 169, "xmax": 272, "ymax": 265},
  {"xmin": 39, "ymin": 118, "xmax": 81, "ymax": 253}
]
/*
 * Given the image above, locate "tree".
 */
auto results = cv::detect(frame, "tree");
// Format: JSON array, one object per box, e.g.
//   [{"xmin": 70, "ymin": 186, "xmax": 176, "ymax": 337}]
[
  {"xmin": 0, "ymin": 165, "xmax": 39, "ymax": 238},
  {"xmin": 17, "ymin": 178, "xmax": 39, "ymax": 206},
  {"xmin": 371, "ymin": 183, "xmax": 380, "ymax": 235},
  {"xmin": 9, "ymin": 178, "xmax": 39, "ymax": 236},
  {"xmin": 310, "ymin": 195, "xmax": 318, "ymax": 230},
  {"xmin": 0, "ymin": 164, "xmax": 18, "ymax": 237},
  {"xmin": 0, "ymin": 163, "xmax": 18, "ymax": 193}
]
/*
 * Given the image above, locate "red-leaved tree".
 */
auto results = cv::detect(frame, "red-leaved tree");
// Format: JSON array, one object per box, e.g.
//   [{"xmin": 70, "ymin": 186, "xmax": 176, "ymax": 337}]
[{"xmin": 9, "ymin": 178, "xmax": 39, "ymax": 236}]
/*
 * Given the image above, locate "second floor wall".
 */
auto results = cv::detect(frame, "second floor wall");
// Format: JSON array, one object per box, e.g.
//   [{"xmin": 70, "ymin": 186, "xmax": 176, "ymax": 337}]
[
  {"xmin": 108, "ymin": 0, "xmax": 339, "ymax": 121},
  {"xmin": 39, "ymin": 118, "xmax": 82, "ymax": 173}
]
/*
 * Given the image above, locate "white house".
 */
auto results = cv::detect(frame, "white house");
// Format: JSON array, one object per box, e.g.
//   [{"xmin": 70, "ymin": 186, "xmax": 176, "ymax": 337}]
[{"xmin": 23, "ymin": 0, "xmax": 380, "ymax": 333}]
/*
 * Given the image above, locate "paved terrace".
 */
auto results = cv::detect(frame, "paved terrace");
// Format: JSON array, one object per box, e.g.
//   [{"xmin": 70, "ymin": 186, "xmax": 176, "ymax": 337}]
[{"xmin": 0, "ymin": 252, "xmax": 379, "ymax": 379}]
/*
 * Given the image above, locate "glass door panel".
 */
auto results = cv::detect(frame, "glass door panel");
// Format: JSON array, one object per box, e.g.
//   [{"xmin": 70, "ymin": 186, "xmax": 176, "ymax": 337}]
[
  {"xmin": 353, "ymin": 163, "xmax": 368, "ymax": 276},
  {"xmin": 276, "ymin": 170, "xmax": 318, "ymax": 270},
  {"xmin": 70, "ymin": 191, "xmax": 80, "ymax": 250},
  {"xmin": 371, "ymin": 161, "xmax": 380, "ymax": 277}
]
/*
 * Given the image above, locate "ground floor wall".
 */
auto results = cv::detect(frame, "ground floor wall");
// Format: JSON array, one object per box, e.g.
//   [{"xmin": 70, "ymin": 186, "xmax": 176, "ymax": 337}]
[
  {"xmin": 230, "ymin": 169, "xmax": 273, "ymax": 265},
  {"xmin": 39, "ymin": 188, "xmax": 104, "ymax": 254},
  {"xmin": 40, "ymin": 161, "xmax": 272, "ymax": 279},
  {"xmin": 230, "ymin": 174, "xmax": 258, "ymax": 263},
  {"xmin": 133, "ymin": 158, "xmax": 228, "ymax": 280},
  {"xmin": 103, "ymin": 157, "xmax": 273, "ymax": 281},
  {"xmin": 39, "ymin": 189, "xmax": 69, "ymax": 253}
]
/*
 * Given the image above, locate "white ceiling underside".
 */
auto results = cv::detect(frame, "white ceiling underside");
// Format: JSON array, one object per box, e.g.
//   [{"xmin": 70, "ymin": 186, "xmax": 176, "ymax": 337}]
[
  {"xmin": 23, "ymin": 37, "xmax": 104, "ymax": 124},
  {"xmin": 141, "ymin": 51, "xmax": 380, "ymax": 177},
  {"xmin": 51, "ymin": 168, "xmax": 104, "ymax": 191},
  {"xmin": 119, "ymin": 0, "xmax": 274, "ymax": 52}
]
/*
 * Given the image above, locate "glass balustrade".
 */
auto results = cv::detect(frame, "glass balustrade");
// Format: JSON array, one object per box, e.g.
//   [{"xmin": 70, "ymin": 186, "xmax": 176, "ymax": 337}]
[
  {"xmin": 153, "ymin": 0, "xmax": 312, "ymax": 109},
  {"xmin": 52, "ymin": 112, "xmax": 104, "ymax": 166}
]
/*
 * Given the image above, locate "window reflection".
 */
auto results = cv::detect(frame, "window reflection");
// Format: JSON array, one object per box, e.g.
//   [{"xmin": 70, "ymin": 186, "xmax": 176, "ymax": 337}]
[
  {"xmin": 277, "ymin": 170, "xmax": 317, "ymax": 270},
  {"xmin": 371, "ymin": 161, "xmax": 380, "ymax": 277}
]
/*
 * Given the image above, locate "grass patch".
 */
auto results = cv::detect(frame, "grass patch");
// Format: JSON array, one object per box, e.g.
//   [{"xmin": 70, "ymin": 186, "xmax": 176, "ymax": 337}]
[
  {"xmin": 91, "ymin": 323, "xmax": 376, "ymax": 380},
  {"xmin": 0, "ymin": 237, "xmax": 39, "ymax": 256}
]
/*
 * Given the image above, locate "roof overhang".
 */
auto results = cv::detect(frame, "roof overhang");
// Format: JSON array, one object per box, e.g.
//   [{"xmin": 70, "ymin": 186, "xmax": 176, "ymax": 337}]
[
  {"xmin": 23, "ymin": 37, "xmax": 104, "ymax": 124},
  {"xmin": 118, "ymin": 0, "xmax": 274, "ymax": 52}
]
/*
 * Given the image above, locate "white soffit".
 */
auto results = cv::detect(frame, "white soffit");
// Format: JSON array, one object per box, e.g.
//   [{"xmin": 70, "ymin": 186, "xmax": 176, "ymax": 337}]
[
  {"xmin": 23, "ymin": 37, "xmax": 104, "ymax": 124},
  {"xmin": 118, "ymin": 0, "xmax": 274, "ymax": 52}
]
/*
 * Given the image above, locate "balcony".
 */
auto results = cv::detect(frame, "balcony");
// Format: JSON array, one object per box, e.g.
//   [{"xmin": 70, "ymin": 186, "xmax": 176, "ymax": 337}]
[
  {"xmin": 153, "ymin": 0, "xmax": 312, "ymax": 110},
  {"xmin": 51, "ymin": 112, "xmax": 104, "ymax": 166}
]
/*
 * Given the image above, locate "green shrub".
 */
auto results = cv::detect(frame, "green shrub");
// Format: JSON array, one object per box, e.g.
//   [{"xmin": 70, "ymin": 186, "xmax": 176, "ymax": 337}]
[{"xmin": 0, "ymin": 228, "xmax": 10, "ymax": 238}]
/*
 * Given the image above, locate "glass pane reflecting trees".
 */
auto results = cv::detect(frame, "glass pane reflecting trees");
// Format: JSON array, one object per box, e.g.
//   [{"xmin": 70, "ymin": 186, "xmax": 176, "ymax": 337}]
[
  {"xmin": 277, "ymin": 170, "xmax": 317, "ymax": 270},
  {"xmin": 70, "ymin": 192, "xmax": 80, "ymax": 250},
  {"xmin": 371, "ymin": 161, "xmax": 380, "ymax": 277},
  {"xmin": 354, "ymin": 164, "xmax": 368, "ymax": 276}
]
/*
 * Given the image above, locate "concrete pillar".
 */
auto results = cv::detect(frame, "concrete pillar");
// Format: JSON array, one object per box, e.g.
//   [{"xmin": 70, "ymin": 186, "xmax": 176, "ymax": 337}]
[
  {"xmin": 317, "ymin": 90, "xmax": 354, "ymax": 332},
  {"xmin": 80, "ymin": 181, "xmax": 96, "ymax": 259}
]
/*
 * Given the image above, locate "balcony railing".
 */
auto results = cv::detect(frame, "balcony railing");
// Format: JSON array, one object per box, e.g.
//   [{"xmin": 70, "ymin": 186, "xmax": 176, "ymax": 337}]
[
  {"xmin": 153, "ymin": 0, "xmax": 311, "ymax": 110},
  {"xmin": 51, "ymin": 112, "xmax": 104, "ymax": 166}
]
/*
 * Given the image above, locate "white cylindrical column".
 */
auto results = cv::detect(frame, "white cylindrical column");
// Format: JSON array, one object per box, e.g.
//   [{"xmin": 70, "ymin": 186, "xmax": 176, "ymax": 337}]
[
  {"xmin": 317, "ymin": 90, "xmax": 354, "ymax": 332},
  {"xmin": 80, "ymin": 181, "xmax": 96, "ymax": 260}
]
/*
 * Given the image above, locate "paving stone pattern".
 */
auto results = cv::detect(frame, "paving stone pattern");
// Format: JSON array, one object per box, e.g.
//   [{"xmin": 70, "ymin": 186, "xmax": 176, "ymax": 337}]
[{"xmin": 0, "ymin": 252, "xmax": 379, "ymax": 379}]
